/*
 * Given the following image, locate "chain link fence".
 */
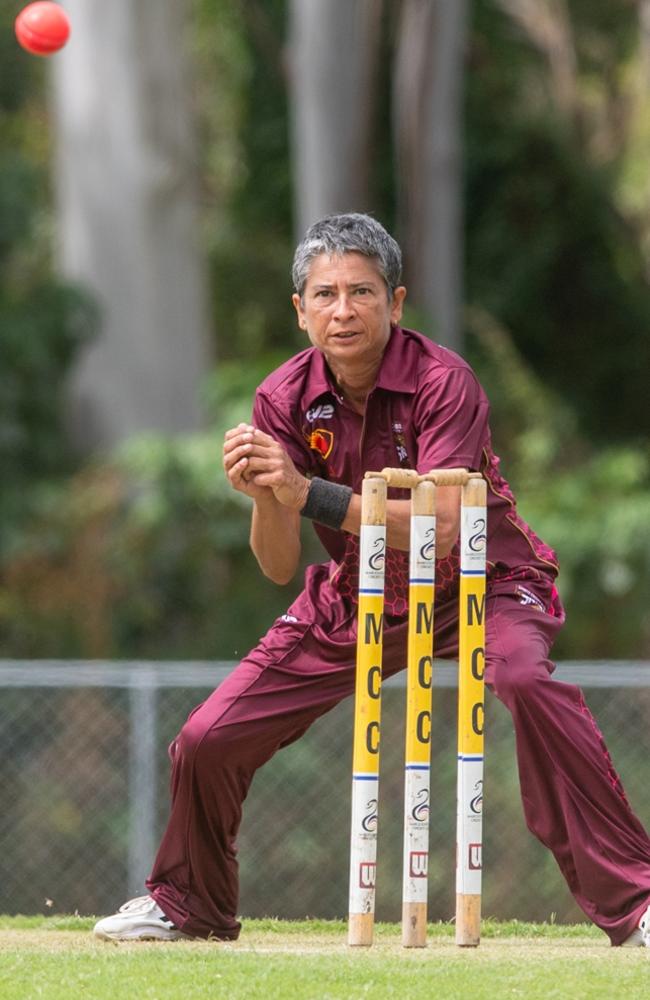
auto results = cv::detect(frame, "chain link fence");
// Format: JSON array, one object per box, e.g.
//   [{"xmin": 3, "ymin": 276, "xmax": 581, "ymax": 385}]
[{"xmin": 1, "ymin": 660, "xmax": 649, "ymax": 925}]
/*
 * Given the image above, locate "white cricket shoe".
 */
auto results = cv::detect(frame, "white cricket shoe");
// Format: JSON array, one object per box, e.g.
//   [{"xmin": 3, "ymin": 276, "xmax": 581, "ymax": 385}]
[
  {"xmin": 93, "ymin": 895, "xmax": 190, "ymax": 942},
  {"xmin": 621, "ymin": 901, "xmax": 650, "ymax": 948},
  {"xmin": 640, "ymin": 903, "xmax": 650, "ymax": 947}
]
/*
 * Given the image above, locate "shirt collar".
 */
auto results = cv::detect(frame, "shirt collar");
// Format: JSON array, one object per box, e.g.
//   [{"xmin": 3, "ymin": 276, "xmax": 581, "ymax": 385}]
[
  {"xmin": 374, "ymin": 326, "xmax": 419, "ymax": 392},
  {"xmin": 303, "ymin": 326, "xmax": 418, "ymax": 409}
]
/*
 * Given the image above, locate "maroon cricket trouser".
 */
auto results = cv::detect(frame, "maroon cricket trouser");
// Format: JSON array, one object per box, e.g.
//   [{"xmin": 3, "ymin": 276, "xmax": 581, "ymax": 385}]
[{"xmin": 146, "ymin": 584, "xmax": 650, "ymax": 944}]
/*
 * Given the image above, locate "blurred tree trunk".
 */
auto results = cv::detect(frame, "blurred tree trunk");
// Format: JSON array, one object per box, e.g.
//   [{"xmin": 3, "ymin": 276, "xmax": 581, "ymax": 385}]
[
  {"xmin": 393, "ymin": 0, "xmax": 469, "ymax": 350},
  {"xmin": 494, "ymin": 0, "xmax": 578, "ymax": 118},
  {"xmin": 288, "ymin": 0, "xmax": 383, "ymax": 238},
  {"xmin": 51, "ymin": 0, "xmax": 211, "ymax": 452}
]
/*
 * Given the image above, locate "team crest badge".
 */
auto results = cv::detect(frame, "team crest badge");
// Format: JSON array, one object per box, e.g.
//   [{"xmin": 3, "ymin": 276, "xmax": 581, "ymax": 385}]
[{"xmin": 308, "ymin": 428, "xmax": 334, "ymax": 459}]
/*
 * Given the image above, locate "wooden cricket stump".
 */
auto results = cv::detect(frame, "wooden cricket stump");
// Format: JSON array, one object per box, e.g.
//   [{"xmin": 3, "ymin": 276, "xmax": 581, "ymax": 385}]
[{"xmin": 347, "ymin": 469, "xmax": 487, "ymax": 949}]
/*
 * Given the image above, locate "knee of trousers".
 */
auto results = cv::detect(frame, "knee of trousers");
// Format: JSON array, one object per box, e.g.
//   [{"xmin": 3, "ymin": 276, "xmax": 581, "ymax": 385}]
[
  {"xmin": 173, "ymin": 714, "xmax": 239, "ymax": 771},
  {"xmin": 487, "ymin": 650, "xmax": 552, "ymax": 709}
]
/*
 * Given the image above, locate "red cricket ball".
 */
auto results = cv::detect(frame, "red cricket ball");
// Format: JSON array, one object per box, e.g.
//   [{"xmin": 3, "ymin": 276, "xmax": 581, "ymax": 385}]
[{"xmin": 15, "ymin": 2, "xmax": 71, "ymax": 57}]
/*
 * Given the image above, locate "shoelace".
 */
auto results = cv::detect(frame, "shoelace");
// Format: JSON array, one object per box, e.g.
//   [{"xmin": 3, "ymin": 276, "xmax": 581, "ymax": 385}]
[
  {"xmin": 116, "ymin": 895, "xmax": 178, "ymax": 930},
  {"xmin": 118, "ymin": 896, "xmax": 159, "ymax": 915}
]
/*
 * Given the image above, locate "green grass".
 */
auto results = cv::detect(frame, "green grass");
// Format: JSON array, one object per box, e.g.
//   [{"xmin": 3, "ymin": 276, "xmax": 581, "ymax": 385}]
[{"xmin": 0, "ymin": 917, "xmax": 647, "ymax": 1000}]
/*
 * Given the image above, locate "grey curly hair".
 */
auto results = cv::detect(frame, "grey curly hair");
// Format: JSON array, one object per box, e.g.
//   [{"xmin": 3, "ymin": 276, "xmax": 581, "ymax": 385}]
[{"xmin": 291, "ymin": 213, "xmax": 402, "ymax": 298}]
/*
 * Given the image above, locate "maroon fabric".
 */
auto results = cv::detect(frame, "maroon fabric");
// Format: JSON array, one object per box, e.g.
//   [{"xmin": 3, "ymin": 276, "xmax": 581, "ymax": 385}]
[
  {"xmin": 252, "ymin": 325, "xmax": 559, "ymax": 617},
  {"xmin": 485, "ymin": 596, "xmax": 650, "ymax": 944},
  {"xmin": 145, "ymin": 326, "xmax": 650, "ymax": 942},
  {"xmin": 147, "ymin": 579, "xmax": 650, "ymax": 944}
]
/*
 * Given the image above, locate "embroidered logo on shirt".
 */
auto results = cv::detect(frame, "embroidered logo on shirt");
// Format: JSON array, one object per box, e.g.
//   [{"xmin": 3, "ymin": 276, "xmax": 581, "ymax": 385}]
[
  {"xmin": 307, "ymin": 428, "xmax": 334, "ymax": 459},
  {"xmin": 392, "ymin": 421, "xmax": 410, "ymax": 466},
  {"xmin": 306, "ymin": 403, "xmax": 335, "ymax": 422}
]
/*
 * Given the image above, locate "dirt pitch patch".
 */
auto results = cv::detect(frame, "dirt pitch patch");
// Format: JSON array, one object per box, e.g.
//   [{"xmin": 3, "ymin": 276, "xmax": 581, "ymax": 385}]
[{"xmin": 0, "ymin": 927, "xmax": 633, "ymax": 961}]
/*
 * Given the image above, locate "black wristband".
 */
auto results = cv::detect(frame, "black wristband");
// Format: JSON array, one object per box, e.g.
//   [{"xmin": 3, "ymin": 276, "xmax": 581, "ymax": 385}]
[{"xmin": 300, "ymin": 477, "xmax": 353, "ymax": 530}]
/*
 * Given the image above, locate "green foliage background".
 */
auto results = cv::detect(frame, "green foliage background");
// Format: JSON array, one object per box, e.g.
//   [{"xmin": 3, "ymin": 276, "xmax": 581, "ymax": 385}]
[
  {"xmin": 0, "ymin": 0, "xmax": 649, "ymax": 660},
  {"xmin": 0, "ymin": 2, "xmax": 97, "ymax": 549}
]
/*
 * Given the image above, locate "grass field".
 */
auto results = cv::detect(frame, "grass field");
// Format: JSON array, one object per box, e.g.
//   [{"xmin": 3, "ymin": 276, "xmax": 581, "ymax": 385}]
[{"xmin": 0, "ymin": 916, "xmax": 647, "ymax": 1000}]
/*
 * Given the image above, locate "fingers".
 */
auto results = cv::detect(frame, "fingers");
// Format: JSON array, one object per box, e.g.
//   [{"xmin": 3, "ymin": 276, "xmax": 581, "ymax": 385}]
[
  {"xmin": 223, "ymin": 423, "xmax": 288, "ymax": 496},
  {"xmin": 224, "ymin": 425, "xmax": 285, "ymax": 472},
  {"xmin": 223, "ymin": 424, "xmax": 274, "ymax": 456},
  {"xmin": 223, "ymin": 423, "xmax": 275, "ymax": 447},
  {"xmin": 223, "ymin": 425, "xmax": 251, "ymax": 472},
  {"xmin": 222, "ymin": 424, "xmax": 307, "ymax": 507},
  {"xmin": 222, "ymin": 424, "xmax": 259, "ymax": 491}
]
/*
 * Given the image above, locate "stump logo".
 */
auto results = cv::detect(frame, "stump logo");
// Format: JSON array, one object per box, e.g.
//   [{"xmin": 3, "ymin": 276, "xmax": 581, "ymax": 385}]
[
  {"xmin": 411, "ymin": 787, "xmax": 430, "ymax": 823},
  {"xmin": 368, "ymin": 537, "xmax": 386, "ymax": 572},
  {"xmin": 470, "ymin": 780, "xmax": 483, "ymax": 815},
  {"xmin": 420, "ymin": 527, "xmax": 436, "ymax": 563},
  {"xmin": 361, "ymin": 798, "xmax": 378, "ymax": 833},
  {"xmin": 468, "ymin": 517, "xmax": 487, "ymax": 553}
]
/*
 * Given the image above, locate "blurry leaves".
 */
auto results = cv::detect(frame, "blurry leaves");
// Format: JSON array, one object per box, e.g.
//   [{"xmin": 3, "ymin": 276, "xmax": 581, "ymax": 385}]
[
  {"xmin": 0, "ymin": 6, "xmax": 98, "ymax": 554},
  {"xmin": 0, "ymin": 283, "xmax": 97, "ymax": 544},
  {"xmin": 0, "ymin": 413, "xmax": 307, "ymax": 659},
  {"xmin": 1, "ymin": 0, "xmax": 650, "ymax": 662},
  {"xmin": 466, "ymin": 305, "xmax": 580, "ymax": 484},
  {"xmin": 467, "ymin": 307, "xmax": 650, "ymax": 657},
  {"xmin": 201, "ymin": 352, "xmax": 294, "ymax": 423},
  {"xmin": 0, "ymin": 1, "xmax": 40, "ymax": 113},
  {"xmin": 0, "ymin": 154, "xmax": 40, "ymax": 262},
  {"xmin": 468, "ymin": 2, "xmax": 650, "ymax": 442},
  {"xmin": 189, "ymin": 0, "xmax": 295, "ymax": 361}
]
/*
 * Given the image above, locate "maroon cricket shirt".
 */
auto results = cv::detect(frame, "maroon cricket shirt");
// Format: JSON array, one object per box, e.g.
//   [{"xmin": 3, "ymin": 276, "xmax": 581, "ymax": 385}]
[{"xmin": 252, "ymin": 325, "xmax": 561, "ymax": 619}]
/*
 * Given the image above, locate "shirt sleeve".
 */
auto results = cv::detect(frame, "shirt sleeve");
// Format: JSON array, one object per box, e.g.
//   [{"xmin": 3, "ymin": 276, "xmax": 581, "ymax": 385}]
[
  {"xmin": 251, "ymin": 390, "xmax": 314, "ymax": 475},
  {"xmin": 413, "ymin": 365, "xmax": 490, "ymax": 473}
]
